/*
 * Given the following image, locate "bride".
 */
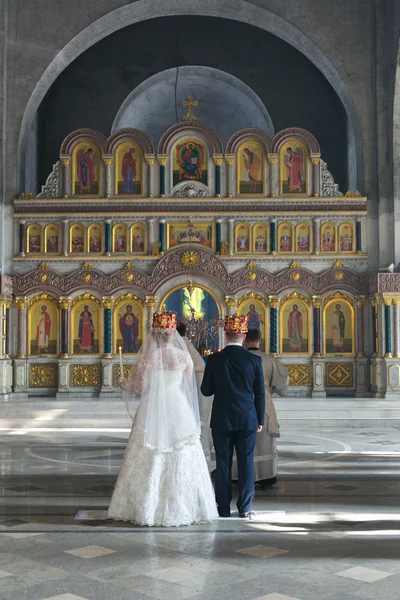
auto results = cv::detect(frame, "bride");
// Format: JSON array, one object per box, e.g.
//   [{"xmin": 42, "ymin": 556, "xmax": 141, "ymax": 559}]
[{"xmin": 108, "ymin": 309, "xmax": 218, "ymax": 527}]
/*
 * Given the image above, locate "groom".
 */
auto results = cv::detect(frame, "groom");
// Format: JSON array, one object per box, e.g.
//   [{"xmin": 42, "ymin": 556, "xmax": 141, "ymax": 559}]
[{"xmin": 201, "ymin": 313, "xmax": 265, "ymax": 518}]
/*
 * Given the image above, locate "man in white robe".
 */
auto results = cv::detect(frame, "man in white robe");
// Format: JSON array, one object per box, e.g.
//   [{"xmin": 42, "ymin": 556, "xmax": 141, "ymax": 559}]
[
  {"xmin": 232, "ymin": 328, "xmax": 288, "ymax": 488},
  {"xmin": 177, "ymin": 322, "xmax": 213, "ymax": 468}
]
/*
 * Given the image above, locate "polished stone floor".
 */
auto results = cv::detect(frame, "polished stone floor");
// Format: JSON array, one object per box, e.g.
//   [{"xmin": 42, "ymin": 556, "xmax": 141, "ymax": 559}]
[{"xmin": 1, "ymin": 398, "xmax": 400, "ymax": 599}]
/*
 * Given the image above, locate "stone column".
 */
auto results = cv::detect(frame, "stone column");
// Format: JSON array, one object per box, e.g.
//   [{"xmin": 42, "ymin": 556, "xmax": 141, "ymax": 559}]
[
  {"xmin": 376, "ymin": 297, "xmax": 385, "ymax": 358},
  {"xmin": 105, "ymin": 219, "xmax": 112, "ymax": 256},
  {"xmin": 269, "ymin": 296, "xmax": 278, "ymax": 355},
  {"xmin": 159, "ymin": 219, "xmax": 167, "ymax": 254},
  {"xmin": 311, "ymin": 155, "xmax": 320, "ymax": 197},
  {"xmin": 0, "ymin": 300, "xmax": 5, "ymax": 358},
  {"xmin": 356, "ymin": 219, "xmax": 362, "ymax": 254},
  {"xmin": 145, "ymin": 296, "xmax": 157, "ymax": 332},
  {"xmin": 228, "ymin": 219, "xmax": 235, "ymax": 255},
  {"xmin": 216, "ymin": 219, "xmax": 222, "ymax": 254},
  {"xmin": 145, "ymin": 154, "xmax": 155, "ymax": 197},
  {"xmin": 4, "ymin": 300, "xmax": 11, "ymax": 358},
  {"xmin": 16, "ymin": 297, "xmax": 27, "ymax": 358},
  {"xmin": 19, "ymin": 220, "xmax": 27, "ymax": 256},
  {"xmin": 62, "ymin": 219, "xmax": 69, "ymax": 256},
  {"xmin": 268, "ymin": 155, "xmax": 278, "ymax": 197},
  {"xmin": 59, "ymin": 297, "xmax": 71, "ymax": 358},
  {"xmin": 225, "ymin": 296, "xmax": 236, "ymax": 317},
  {"xmin": 213, "ymin": 154, "xmax": 223, "ymax": 197},
  {"xmin": 384, "ymin": 298, "xmax": 392, "ymax": 358},
  {"xmin": 225, "ymin": 154, "xmax": 235, "ymax": 197},
  {"xmin": 102, "ymin": 296, "xmax": 114, "ymax": 358},
  {"xmin": 313, "ymin": 218, "xmax": 321, "ymax": 254},
  {"xmin": 270, "ymin": 219, "xmax": 277, "ymax": 254},
  {"xmin": 312, "ymin": 296, "xmax": 322, "ymax": 356},
  {"xmin": 393, "ymin": 299, "xmax": 400, "ymax": 358},
  {"xmin": 355, "ymin": 297, "xmax": 366, "ymax": 357},
  {"xmin": 371, "ymin": 299, "xmax": 378, "ymax": 356},
  {"xmin": 158, "ymin": 155, "xmax": 168, "ymax": 197},
  {"xmin": 103, "ymin": 156, "xmax": 113, "ymax": 198},
  {"xmin": 60, "ymin": 156, "xmax": 70, "ymax": 197},
  {"xmin": 147, "ymin": 218, "xmax": 155, "ymax": 254}
]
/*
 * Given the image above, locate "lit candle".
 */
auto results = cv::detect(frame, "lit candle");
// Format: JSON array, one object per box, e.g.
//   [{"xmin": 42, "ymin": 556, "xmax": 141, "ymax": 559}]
[{"xmin": 119, "ymin": 345, "xmax": 123, "ymax": 376}]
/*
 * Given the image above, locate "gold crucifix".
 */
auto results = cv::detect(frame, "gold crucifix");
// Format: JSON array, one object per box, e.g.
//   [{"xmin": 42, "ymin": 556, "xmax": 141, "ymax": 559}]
[{"xmin": 183, "ymin": 95, "xmax": 199, "ymax": 121}]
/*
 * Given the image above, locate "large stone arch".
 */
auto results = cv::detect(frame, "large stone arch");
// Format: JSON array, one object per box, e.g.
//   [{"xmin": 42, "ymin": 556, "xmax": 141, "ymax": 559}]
[{"xmin": 17, "ymin": 0, "xmax": 363, "ymax": 191}]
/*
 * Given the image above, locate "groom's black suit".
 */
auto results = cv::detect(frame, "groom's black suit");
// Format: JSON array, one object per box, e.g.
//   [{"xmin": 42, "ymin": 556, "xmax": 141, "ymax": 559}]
[{"xmin": 201, "ymin": 345, "xmax": 265, "ymax": 516}]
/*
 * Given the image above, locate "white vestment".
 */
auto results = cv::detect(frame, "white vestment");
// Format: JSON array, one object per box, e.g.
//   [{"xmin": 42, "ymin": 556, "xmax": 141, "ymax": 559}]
[
  {"xmin": 232, "ymin": 350, "xmax": 288, "ymax": 485},
  {"xmin": 182, "ymin": 337, "xmax": 213, "ymax": 468}
]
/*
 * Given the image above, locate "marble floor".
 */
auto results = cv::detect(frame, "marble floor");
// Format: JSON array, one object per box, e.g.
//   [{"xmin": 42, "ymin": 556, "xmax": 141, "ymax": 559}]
[{"xmin": 1, "ymin": 398, "xmax": 400, "ymax": 599}]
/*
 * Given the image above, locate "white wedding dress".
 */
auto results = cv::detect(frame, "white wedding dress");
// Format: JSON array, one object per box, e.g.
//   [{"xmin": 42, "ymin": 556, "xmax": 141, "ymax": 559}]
[{"xmin": 108, "ymin": 337, "xmax": 218, "ymax": 527}]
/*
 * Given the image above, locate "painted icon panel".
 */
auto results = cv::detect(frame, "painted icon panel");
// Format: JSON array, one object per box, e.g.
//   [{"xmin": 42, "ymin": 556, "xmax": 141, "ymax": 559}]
[
  {"xmin": 278, "ymin": 222, "xmax": 294, "ymax": 252},
  {"xmin": 113, "ymin": 223, "xmax": 128, "ymax": 252},
  {"xmin": 280, "ymin": 140, "xmax": 308, "ymax": 194},
  {"xmin": 115, "ymin": 142, "xmax": 143, "ymax": 195},
  {"xmin": 114, "ymin": 299, "xmax": 143, "ymax": 354},
  {"xmin": 71, "ymin": 299, "xmax": 100, "ymax": 355},
  {"xmin": 27, "ymin": 223, "xmax": 42, "ymax": 253},
  {"xmin": 72, "ymin": 142, "xmax": 100, "ymax": 196},
  {"xmin": 45, "ymin": 224, "xmax": 60, "ymax": 254},
  {"xmin": 280, "ymin": 299, "xmax": 309, "ymax": 354},
  {"xmin": 88, "ymin": 223, "xmax": 103, "ymax": 253},
  {"xmin": 237, "ymin": 299, "xmax": 267, "ymax": 352},
  {"xmin": 237, "ymin": 141, "xmax": 265, "ymax": 195},
  {"xmin": 295, "ymin": 222, "xmax": 311, "ymax": 252},
  {"xmin": 321, "ymin": 222, "xmax": 336, "ymax": 252},
  {"xmin": 70, "ymin": 223, "xmax": 85, "ymax": 253},
  {"xmin": 253, "ymin": 223, "xmax": 268, "ymax": 252},
  {"xmin": 28, "ymin": 299, "xmax": 59, "ymax": 356},
  {"xmin": 173, "ymin": 138, "xmax": 208, "ymax": 187},
  {"xmin": 168, "ymin": 222, "xmax": 213, "ymax": 249},
  {"xmin": 338, "ymin": 222, "xmax": 354, "ymax": 252},
  {"xmin": 324, "ymin": 299, "xmax": 354, "ymax": 355},
  {"xmin": 235, "ymin": 222, "xmax": 250, "ymax": 252},
  {"xmin": 131, "ymin": 223, "xmax": 146, "ymax": 253}
]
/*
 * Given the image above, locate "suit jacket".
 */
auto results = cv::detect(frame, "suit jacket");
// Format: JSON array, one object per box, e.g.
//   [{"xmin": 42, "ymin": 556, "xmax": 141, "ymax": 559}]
[{"xmin": 201, "ymin": 345, "xmax": 265, "ymax": 432}]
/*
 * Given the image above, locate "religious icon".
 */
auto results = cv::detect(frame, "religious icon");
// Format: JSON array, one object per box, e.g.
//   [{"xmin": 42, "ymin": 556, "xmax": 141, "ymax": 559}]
[
  {"xmin": 296, "ymin": 222, "xmax": 311, "ymax": 252},
  {"xmin": 115, "ymin": 142, "xmax": 143, "ymax": 195},
  {"xmin": 237, "ymin": 298, "xmax": 266, "ymax": 352},
  {"xmin": 168, "ymin": 222, "xmax": 213, "ymax": 249},
  {"xmin": 324, "ymin": 299, "xmax": 353, "ymax": 354},
  {"xmin": 27, "ymin": 224, "xmax": 42, "ymax": 253},
  {"xmin": 235, "ymin": 223, "xmax": 250, "ymax": 252},
  {"xmin": 338, "ymin": 222, "xmax": 354, "ymax": 252},
  {"xmin": 321, "ymin": 222, "xmax": 336, "ymax": 252},
  {"xmin": 238, "ymin": 141, "xmax": 264, "ymax": 195},
  {"xmin": 280, "ymin": 141, "xmax": 307, "ymax": 194},
  {"xmin": 280, "ymin": 299, "xmax": 309, "ymax": 354},
  {"xmin": 114, "ymin": 298, "xmax": 143, "ymax": 354},
  {"xmin": 131, "ymin": 223, "xmax": 146, "ymax": 253},
  {"xmin": 70, "ymin": 223, "xmax": 85, "ymax": 253},
  {"xmin": 71, "ymin": 299, "xmax": 100, "ymax": 355},
  {"xmin": 72, "ymin": 142, "xmax": 100, "ymax": 195},
  {"xmin": 119, "ymin": 305, "xmax": 139, "ymax": 353},
  {"xmin": 28, "ymin": 300, "xmax": 58, "ymax": 356},
  {"xmin": 173, "ymin": 138, "xmax": 208, "ymax": 187},
  {"xmin": 88, "ymin": 223, "xmax": 102, "ymax": 253},
  {"xmin": 45, "ymin": 224, "xmax": 59, "ymax": 254},
  {"xmin": 253, "ymin": 223, "xmax": 268, "ymax": 252},
  {"xmin": 113, "ymin": 223, "xmax": 128, "ymax": 252},
  {"xmin": 278, "ymin": 222, "xmax": 293, "ymax": 252}
]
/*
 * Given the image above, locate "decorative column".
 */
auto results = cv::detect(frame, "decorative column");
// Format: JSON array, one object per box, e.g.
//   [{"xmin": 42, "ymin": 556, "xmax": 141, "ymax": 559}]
[
  {"xmin": 105, "ymin": 220, "xmax": 112, "ymax": 256},
  {"xmin": 225, "ymin": 154, "xmax": 235, "ymax": 197},
  {"xmin": 228, "ymin": 219, "xmax": 235, "ymax": 255},
  {"xmin": 312, "ymin": 218, "xmax": 321, "ymax": 254},
  {"xmin": 376, "ymin": 297, "xmax": 385, "ymax": 358},
  {"xmin": 384, "ymin": 298, "xmax": 392, "ymax": 358},
  {"xmin": 311, "ymin": 155, "xmax": 320, "ymax": 197},
  {"xmin": 270, "ymin": 219, "xmax": 277, "ymax": 254},
  {"xmin": 16, "ymin": 297, "xmax": 27, "ymax": 358},
  {"xmin": 159, "ymin": 219, "xmax": 167, "ymax": 254},
  {"xmin": 356, "ymin": 219, "xmax": 362, "ymax": 254},
  {"xmin": 393, "ymin": 299, "xmax": 400, "ymax": 358},
  {"xmin": 62, "ymin": 219, "xmax": 69, "ymax": 256},
  {"xmin": 102, "ymin": 296, "xmax": 114, "ymax": 358},
  {"xmin": 103, "ymin": 156, "xmax": 113, "ymax": 198},
  {"xmin": 60, "ymin": 156, "xmax": 70, "ymax": 197},
  {"xmin": 59, "ymin": 297, "xmax": 71, "ymax": 358},
  {"xmin": 145, "ymin": 296, "xmax": 157, "ymax": 332},
  {"xmin": 269, "ymin": 296, "xmax": 278, "ymax": 356},
  {"xmin": 0, "ymin": 300, "xmax": 5, "ymax": 358},
  {"xmin": 225, "ymin": 296, "xmax": 236, "ymax": 317},
  {"xmin": 158, "ymin": 155, "xmax": 168, "ymax": 197},
  {"xmin": 4, "ymin": 300, "xmax": 11, "ymax": 358},
  {"xmin": 371, "ymin": 299, "xmax": 378, "ymax": 356},
  {"xmin": 19, "ymin": 220, "xmax": 27, "ymax": 256},
  {"xmin": 213, "ymin": 154, "xmax": 223, "ymax": 197},
  {"xmin": 268, "ymin": 155, "xmax": 278, "ymax": 197},
  {"xmin": 147, "ymin": 218, "xmax": 155, "ymax": 254},
  {"xmin": 312, "ymin": 296, "xmax": 322, "ymax": 356},
  {"xmin": 216, "ymin": 219, "xmax": 222, "ymax": 254},
  {"xmin": 355, "ymin": 297, "xmax": 366, "ymax": 357},
  {"xmin": 145, "ymin": 154, "xmax": 155, "ymax": 197}
]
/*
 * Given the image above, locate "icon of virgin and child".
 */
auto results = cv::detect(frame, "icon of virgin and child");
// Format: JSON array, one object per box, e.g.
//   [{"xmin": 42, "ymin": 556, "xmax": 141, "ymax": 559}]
[{"xmin": 119, "ymin": 305, "xmax": 139, "ymax": 353}]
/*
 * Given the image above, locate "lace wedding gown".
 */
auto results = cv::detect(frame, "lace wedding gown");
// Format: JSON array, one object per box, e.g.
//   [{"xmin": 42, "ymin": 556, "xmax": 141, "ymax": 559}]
[{"xmin": 108, "ymin": 354, "xmax": 218, "ymax": 527}]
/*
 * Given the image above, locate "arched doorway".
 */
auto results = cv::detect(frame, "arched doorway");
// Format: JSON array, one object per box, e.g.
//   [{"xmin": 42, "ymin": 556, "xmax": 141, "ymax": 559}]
[{"xmin": 161, "ymin": 282, "xmax": 222, "ymax": 355}]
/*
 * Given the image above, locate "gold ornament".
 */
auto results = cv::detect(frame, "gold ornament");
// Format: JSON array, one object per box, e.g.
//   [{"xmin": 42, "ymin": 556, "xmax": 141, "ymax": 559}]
[
  {"xmin": 334, "ymin": 272, "xmax": 344, "ymax": 281},
  {"xmin": 281, "ymin": 291, "xmax": 310, "ymax": 306},
  {"xmin": 115, "ymin": 364, "xmax": 135, "ymax": 386},
  {"xmin": 268, "ymin": 156, "xmax": 278, "ymax": 166},
  {"xmin": 29, "ymin": 365, "xmax": 57, "ymax": 388},
  {"xmin": 102, "ymin": 296, "xmax": 114, "ymax": 309},
  {"xmin": 39, "ymin": 262, "xmax": 48, "ymax": 270},
  {"xmin": 71, "ymin": 365, "xmax": 102, "ymax": 387},
  {"xmin": 81, "ymin": 262, "xmax": 91, "ymax": 270},
  {"xmin": 124, "ymin": 272, "xmax": 134, "ymax": 282},
  {"xmin": 312, "ymin": 296, "xmax": 323, "ymax": 308},
  {"xmin": 333, "ymin": 260, "xmax": 343, "ymax": 269},
  {"xmin": 269, "ymin": 296, "xmax": 279, "ymax": 309},
  {"xmin": 289, "ymin": 260, "xmax": 299, "ymax": 269},
  {"xmin": 311, "ymin": 156, "xmax": 320, "ymax": 166},
  {"xmin": 102, "ymin": 156, "xmax": 113, "ymax": 166},
  {"xmin": 225, "ymin": 296, "xmax": 236, "ymax": 310},
  {"xmin": 181, "ymin": 250, "xmax": 200, "ymax": 268},
  {"xmin": 60, "ymin": 156, "xmax": 70, "ymax": 167},
  {"xmin": 183, "ymin": 94, "xmax": 199, "ymax": 121},
  {"xmin": 71, "ymin": 293, "xmax": 101, "ymax": 307},
  {"xmin": 225, "ymin": 154, "xmax": 235, "ymax": 166},
  {"xmin": 248, "ymin": 272, "xmax": 257, "ymax": 281},
  {"xmin": 285, "ymin": 364, "xmax": 312, "ymax": 387},
  {"xmin": 39, "ymin": 273, "xmax": 48, "ymax": 283},
  {"xmin": 16, "ymin": 298, "xmax": 27, "ymax": 310},
  {"xmin": 145, "ymin": 295, "xmax": 157, "ymax": 310},
  {"xmin": 384, "ymin": 298, "xmax": 393, "ymax": 306},
  {"xmin": 125, "ymin": 261, "xmax": 134, "ymax": 270},
  {"xmin": 145, "ymin": 154, "xmax": 156, "ymax": 166},
  {"xmin": 213, "ymin": 154, "xmax": 223, "ymax": 166},
  {"xmin": 290, "ymin": 272, "xmax": 300, "ymax": 281},
  {"xmin": 326, "ymin": 363, "xmax": 352, "ymax": 387},
  {"xmin": 247, "ymin": 261, "xmax": 256, "ymax": 269},
  {"xmin": 157, "ymin": 156, "xmax": 168, "ymax": 167},
  {"xmin": 81, "ymin": 273, "xmax": 91, "ymax": 283}
]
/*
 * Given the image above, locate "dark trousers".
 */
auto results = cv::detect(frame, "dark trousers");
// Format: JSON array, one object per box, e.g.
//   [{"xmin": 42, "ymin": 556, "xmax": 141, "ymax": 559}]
[{"xmin": 212, "ymin": 429, "xmax": 257, "ymax": 515}]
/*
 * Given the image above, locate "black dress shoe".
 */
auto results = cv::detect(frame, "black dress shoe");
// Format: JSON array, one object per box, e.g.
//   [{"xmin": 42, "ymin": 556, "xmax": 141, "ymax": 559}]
[
  {"xmin": 218, "ymin": 511, "xmax": 231, "ymax": 518},
  {"xmin": 239, "ymin": 511, "xmax": 253, "ymax": 518}
]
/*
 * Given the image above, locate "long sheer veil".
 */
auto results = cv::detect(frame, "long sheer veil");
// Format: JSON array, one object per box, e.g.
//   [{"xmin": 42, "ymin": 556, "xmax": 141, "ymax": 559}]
[{"xmin": 123, "ymin": 328, "xmax": 200, "ymax": 452}]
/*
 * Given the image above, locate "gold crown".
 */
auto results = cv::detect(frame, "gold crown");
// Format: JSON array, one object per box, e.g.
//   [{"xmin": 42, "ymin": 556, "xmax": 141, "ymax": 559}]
[
  {"xmin": 152, "ymin": 309, "xmax": 177, "ymax": 330},
  {"xmin": 224, "ymin": 313, "xmax": 248, "ymax": 334}
]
